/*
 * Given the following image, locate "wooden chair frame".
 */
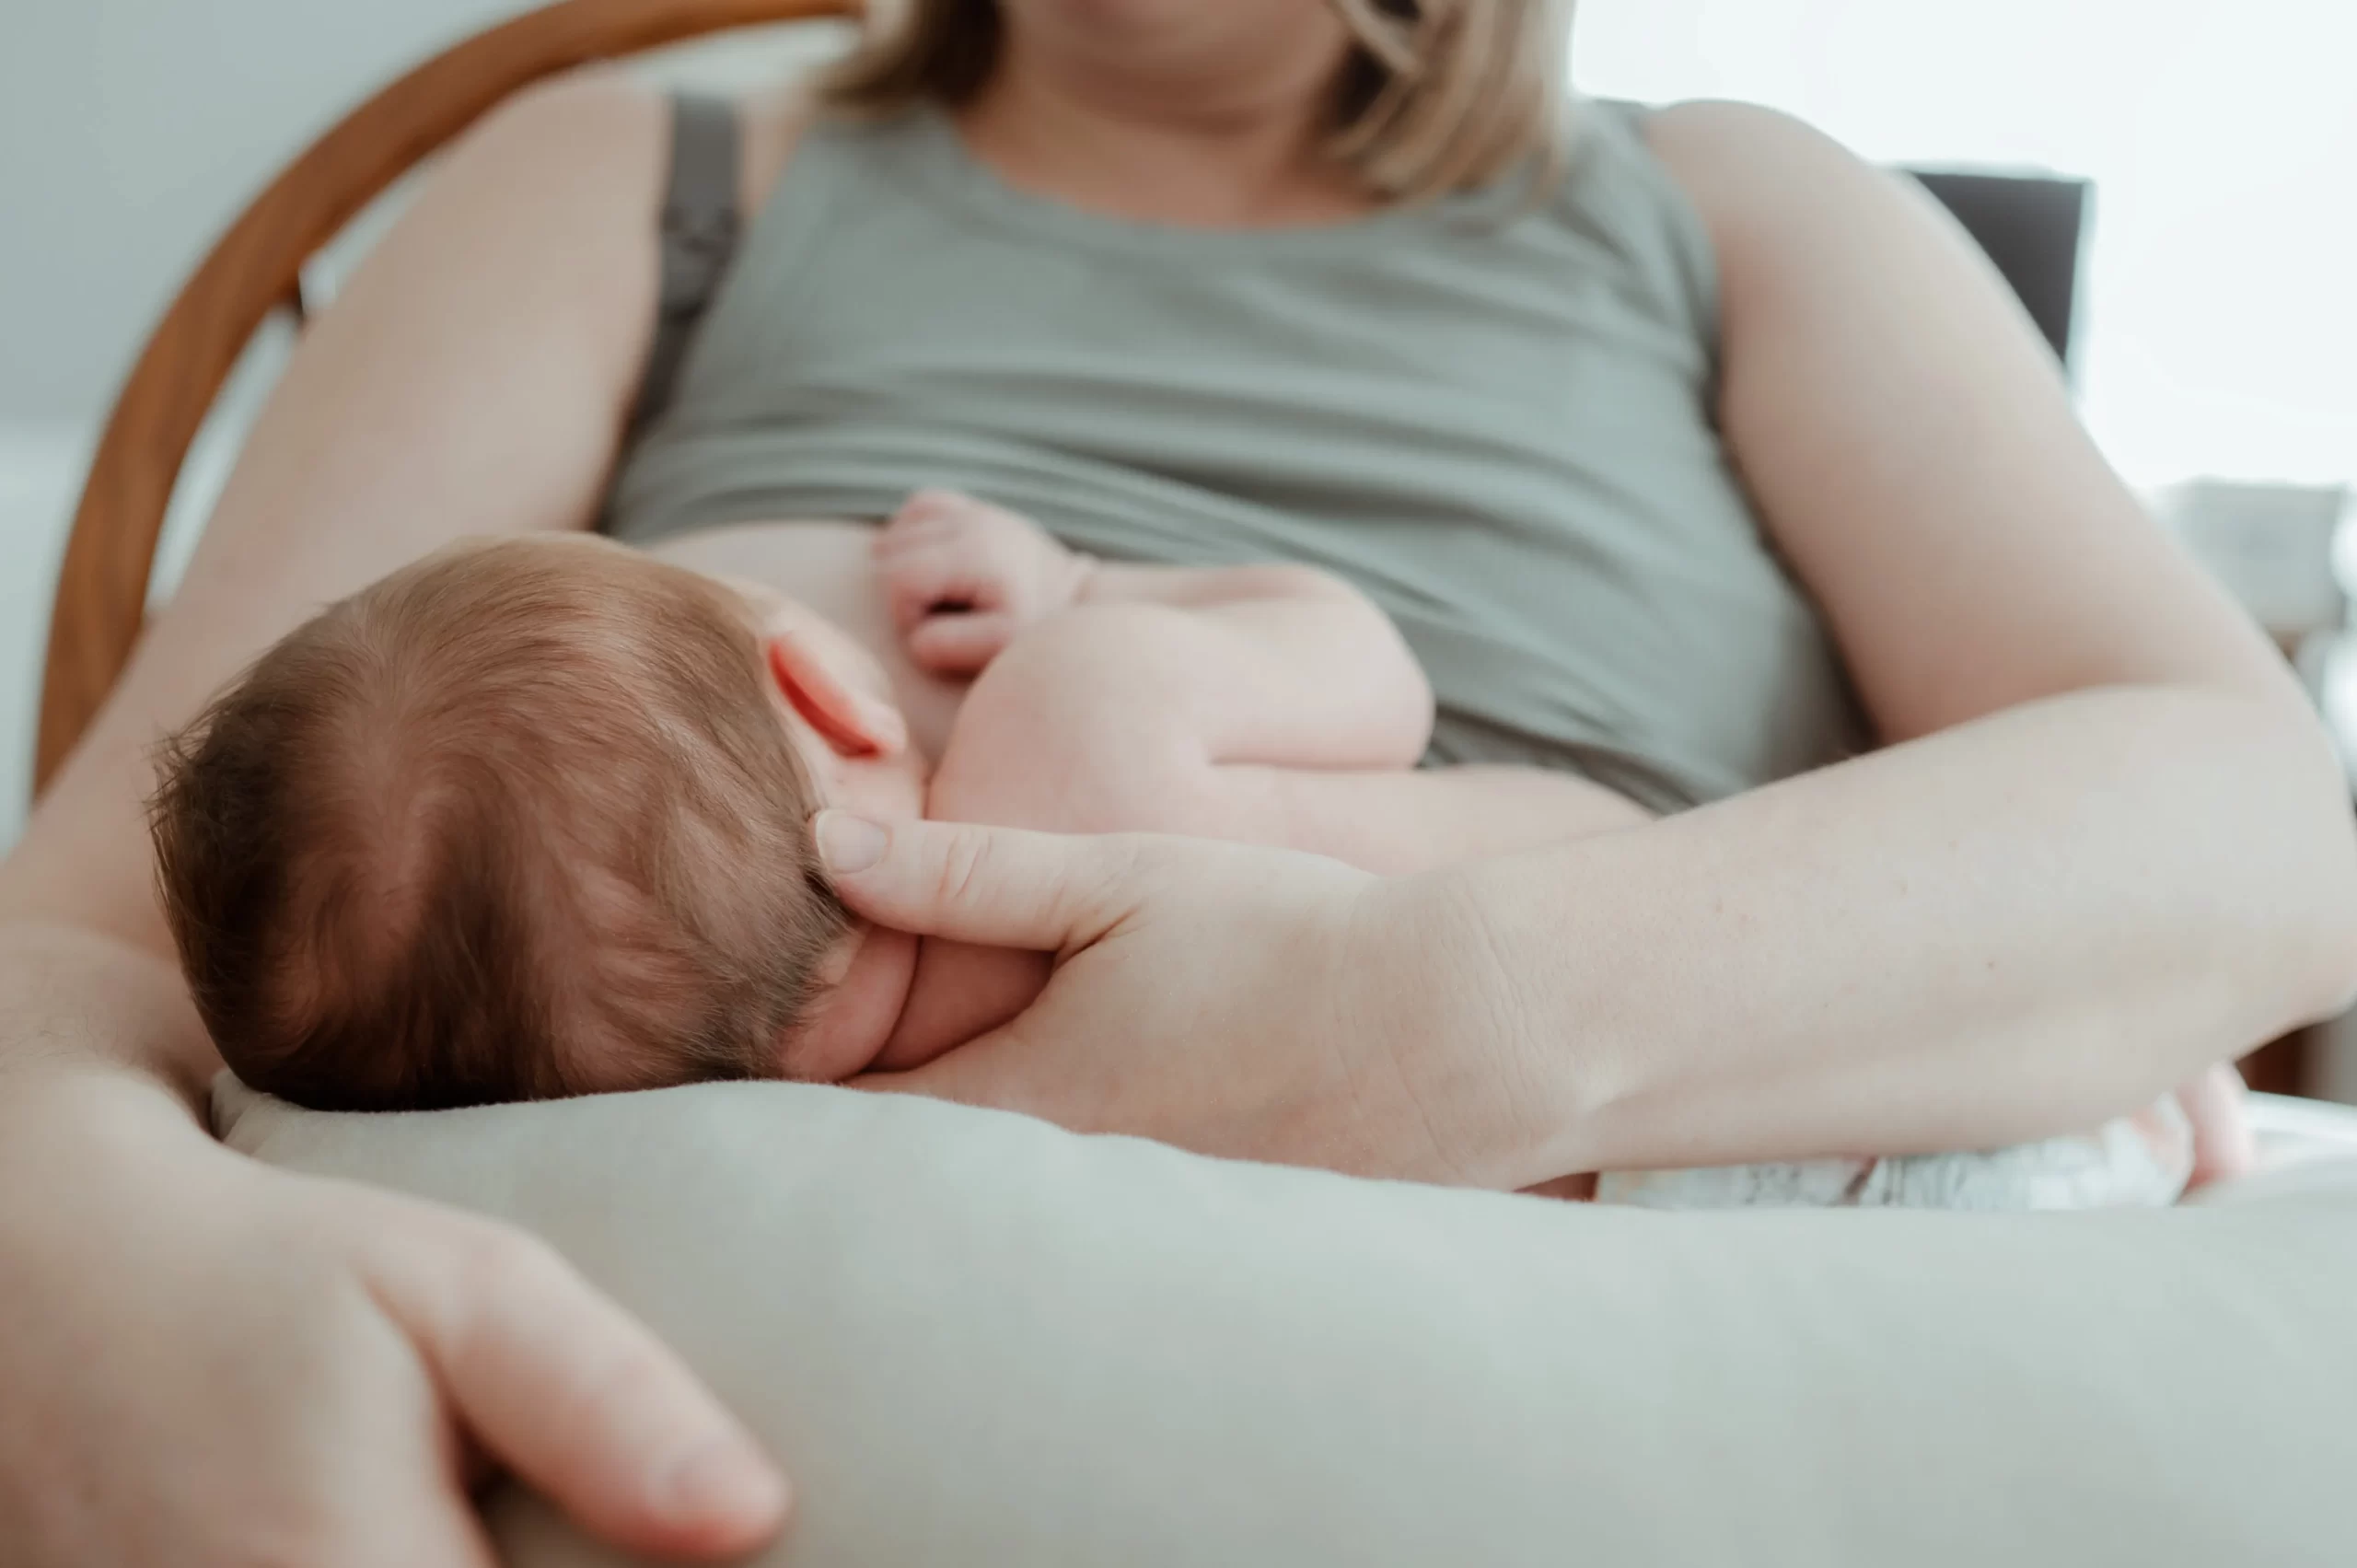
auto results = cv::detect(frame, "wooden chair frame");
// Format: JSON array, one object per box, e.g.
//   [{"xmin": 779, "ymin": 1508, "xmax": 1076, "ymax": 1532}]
[{"xmin": 34, "ymin": 0, "xmax": 860, "ymax": 796}]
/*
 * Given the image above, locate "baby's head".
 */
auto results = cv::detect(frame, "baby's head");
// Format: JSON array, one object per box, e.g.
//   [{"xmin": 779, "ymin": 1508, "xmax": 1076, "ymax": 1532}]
[{"xmin": 150, "ymin": 535, "xmax": 919, "ymax": 1111}]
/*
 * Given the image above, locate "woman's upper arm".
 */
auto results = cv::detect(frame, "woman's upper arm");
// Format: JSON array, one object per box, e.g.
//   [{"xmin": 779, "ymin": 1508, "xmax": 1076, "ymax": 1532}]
[
  {"xmin": 3, "ymin": 73, "xmax": 670, "ymax": 954},
  {"xmin": 1642, "ymin": 100, "xmax": 2306, "ymax": 745}
]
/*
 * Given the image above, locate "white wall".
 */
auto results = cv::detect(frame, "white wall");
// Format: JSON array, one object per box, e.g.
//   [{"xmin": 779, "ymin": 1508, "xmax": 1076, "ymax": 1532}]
[
  {"xmin": 0, "ymin": 0, "xmax": 538, "ymax": 425},
  {"xmin": 1573, "ymin": 0, "xmax": 2357, "ymax": 489},
  {"xmin": 0, "ymin": 425, "xmax": 87, "ymax": 842}
]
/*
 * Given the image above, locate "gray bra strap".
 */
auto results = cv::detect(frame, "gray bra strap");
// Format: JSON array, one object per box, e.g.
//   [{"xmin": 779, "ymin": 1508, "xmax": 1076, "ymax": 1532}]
[{"xmin": 631, "ymin": 93, "xmax": 743, "ymax": 433}]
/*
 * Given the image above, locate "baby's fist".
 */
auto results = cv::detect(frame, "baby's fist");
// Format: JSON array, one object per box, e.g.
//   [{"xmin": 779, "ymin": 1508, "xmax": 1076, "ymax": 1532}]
[{"xmin": 874, "ymin": 491, "xmax": 1091, "ymax": 675}]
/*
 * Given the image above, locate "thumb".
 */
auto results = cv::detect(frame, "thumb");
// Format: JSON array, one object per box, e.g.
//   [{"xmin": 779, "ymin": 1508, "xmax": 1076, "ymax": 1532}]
[
  {"xmin": 2180, "ymin": 1063, "xmax": 2257, "ymax": 1190},
  {"xmin": 364, "ymin": 1203, "xmax": 789, "ymax": 1559},
  {"xmin": 814, "ymin": 811, "xmax": 1145, "ymax": 953}
]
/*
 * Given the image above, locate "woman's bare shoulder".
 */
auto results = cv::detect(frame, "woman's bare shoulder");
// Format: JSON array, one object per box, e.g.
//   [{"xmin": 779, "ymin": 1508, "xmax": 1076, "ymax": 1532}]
[
  {"xmin": 1636, "ymin": 96, "xmax": 1822, "ymax": 152},
  {"xmin": 1631, "ymin": 99, "xmax": 1894, "ymax": 264},
  {"xmin": 480, "ymin": 70, "xmax": 819, "ymax": 226},
  {"xmin": 459, "ymin": 66, "xmax": 673, "ymax": 190}
]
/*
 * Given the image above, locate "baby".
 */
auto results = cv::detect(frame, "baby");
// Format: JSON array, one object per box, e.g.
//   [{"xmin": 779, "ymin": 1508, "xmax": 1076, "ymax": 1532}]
[{"xmin": 150, "ymin": 491, "xmax": 2201, "ymax": 1208}]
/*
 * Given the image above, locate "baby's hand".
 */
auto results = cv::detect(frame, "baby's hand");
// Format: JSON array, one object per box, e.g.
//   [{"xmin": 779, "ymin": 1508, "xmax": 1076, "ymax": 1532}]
[{"xmin": 874, "ymin": 490, "xmax": 1092, "ymax": 675}]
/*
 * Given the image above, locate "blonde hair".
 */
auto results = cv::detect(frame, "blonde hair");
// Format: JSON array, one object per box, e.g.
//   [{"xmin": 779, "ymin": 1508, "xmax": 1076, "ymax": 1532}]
[{"xmin": 823, "ymin": 0, "xmax": 1577, "ymax": 203}]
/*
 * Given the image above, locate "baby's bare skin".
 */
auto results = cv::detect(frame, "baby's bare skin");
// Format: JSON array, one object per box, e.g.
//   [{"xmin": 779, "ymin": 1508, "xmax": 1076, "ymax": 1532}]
[
  {"xmin": 643, "ymin": 502, "xmax": 2248, "ymax": 1195},
  {"xmin": 645, "ymin": 496, "xmax": 1651, "ymax": 1076},
  {"xmin": 645, "ymin": 519, "xmax": 970, "ymax": 762},
  {"xmin": 646, "ymin": 510, "xmax": 1650, "ymax": 842},
  {"xmin": 595, "ymin": 500, "xmax": 2250, "ymax": 1201}
]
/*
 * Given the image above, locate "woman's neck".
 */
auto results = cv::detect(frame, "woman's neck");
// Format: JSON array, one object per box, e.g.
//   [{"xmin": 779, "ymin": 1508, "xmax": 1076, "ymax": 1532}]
[{"xmin": 957, "ymin": 28, "xmax": 1376, "ymax": 229}]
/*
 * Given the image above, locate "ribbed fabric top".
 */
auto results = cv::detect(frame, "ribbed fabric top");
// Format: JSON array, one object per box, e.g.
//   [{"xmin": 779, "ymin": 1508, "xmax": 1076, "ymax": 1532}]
[{"xmin": 605, "ymin": 99, "xmax": 1862, "ymax": 809}]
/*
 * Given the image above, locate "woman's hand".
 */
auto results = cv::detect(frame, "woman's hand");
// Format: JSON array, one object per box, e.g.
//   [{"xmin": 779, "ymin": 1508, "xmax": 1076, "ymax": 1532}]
[
  {"xmin": 822, "ymin": 806, "xmax": 2276, "ymax": 1197},
  {"xmin": 824, "ymin": 811, "xmax": 1558, "ymax": 1188},
  {"xmin": 0, "ymin": 932, "xmax": 787, "ymax": 1566},
  {"xmin": 2177, "ymin": 1062, "xmax": 2258, "ymax": 1190},
  {"xmin": 874, "ymin": 490, "xmax": 1094, "ymax": 675}
]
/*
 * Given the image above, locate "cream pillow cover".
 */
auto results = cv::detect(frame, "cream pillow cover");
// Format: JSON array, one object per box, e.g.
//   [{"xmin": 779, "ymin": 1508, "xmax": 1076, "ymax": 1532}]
[{"xmin": 219, "ymin": 1080, "xmax": 2357, "ymax": 1567}]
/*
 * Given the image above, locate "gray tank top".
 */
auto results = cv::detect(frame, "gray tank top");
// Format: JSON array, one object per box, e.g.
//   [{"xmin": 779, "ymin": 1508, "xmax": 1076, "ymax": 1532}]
[{"xmin": 605, "ymin": 99, "xmax": 1864, "ymax": 811}]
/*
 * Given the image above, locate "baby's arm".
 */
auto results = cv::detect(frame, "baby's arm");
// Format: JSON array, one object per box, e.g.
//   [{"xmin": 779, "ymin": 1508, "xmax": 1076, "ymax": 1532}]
[
  {"xmin": 878, "ymin": 491, "xmax": 1647, "ymax": 872},
  {"xmin": 934, "ymin": 596, "xmax": 1648, "ymax": 870},
  {"xmin": 877, "ymin": 490, "xmax": 1434, "ymax": 776},
  {"xmin": 1077, "ymin": 559, "xmax": 1434, "ymax": 770},
  {"xmin": 1001, "ymin": 566, "xmax": 1434, "ymax": 773}
]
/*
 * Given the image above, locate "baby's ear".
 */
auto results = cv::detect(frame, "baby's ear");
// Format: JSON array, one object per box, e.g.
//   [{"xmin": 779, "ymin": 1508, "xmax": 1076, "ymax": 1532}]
[{"xmin": 766, "ymin": 623, "xmax": 909, "ymax": 759}]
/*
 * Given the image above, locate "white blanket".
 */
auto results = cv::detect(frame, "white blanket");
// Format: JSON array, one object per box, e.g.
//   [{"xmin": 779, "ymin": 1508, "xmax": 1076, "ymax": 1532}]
[{"xmin": 219, "ymin": 1081, "xmax": 2357, "ymax": 1567}]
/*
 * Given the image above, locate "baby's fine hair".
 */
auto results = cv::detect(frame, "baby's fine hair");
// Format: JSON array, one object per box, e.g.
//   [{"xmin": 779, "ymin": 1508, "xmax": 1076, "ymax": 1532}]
[{"xmin": 149, "ymin": 538, "xmax": 849, "ymax": 1112}]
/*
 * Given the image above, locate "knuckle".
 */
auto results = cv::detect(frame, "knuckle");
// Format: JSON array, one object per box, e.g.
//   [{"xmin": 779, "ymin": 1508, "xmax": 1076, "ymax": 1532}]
[
  {"xmin": 447, "ymin": 1224, "xmax": 570, "ymax": 1308},
  {"xmin": 1088, "ymin": 839, "xmax": 1151, "ymax": 909},
  {"xmin": 932, "ymin": 826, "xmax": 998, "ymax": 911},
  {"xmin": 1108, "ymin": 831, "xmax": 1190, "ymax": 894},
  {"xmin": 560, "ymin": 1324, "xmax": 679, "ymax": 1422}
]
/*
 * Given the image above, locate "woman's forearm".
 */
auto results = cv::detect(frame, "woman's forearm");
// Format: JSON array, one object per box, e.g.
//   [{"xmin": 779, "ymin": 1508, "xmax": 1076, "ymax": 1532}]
[
  {"xmin": 1427, "ymin": 685, "xmax": 2357, "ymax": 1180},
  {"xmin": 0, "ymin": 922, "xmax": 217, "ymax": 1110},
  {"xmin": 1179, "ymin": 765, "xmax": 1650, "ymax": 876}
]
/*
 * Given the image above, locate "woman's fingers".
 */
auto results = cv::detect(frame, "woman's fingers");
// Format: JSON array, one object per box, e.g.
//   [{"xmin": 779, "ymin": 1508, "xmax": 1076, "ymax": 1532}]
[
  {"xmin": 828, "ymin": 820, "xmax": 1413, "ymax": 1174},
  {"xmin": 854, "ymin": 1020, "xmax": 1066, "ymax": 1121},
  {"xmin": 0, "ymin": 1051, "xmax": 781, "ymax": 1568},
  {"xmin": 816, "ymin": 811, "xmax": 1152, "ymax": 954},
  {"xmin": 2177, "ymin": 1063, "xmax": 2257, "ymax": 1190},
  {"xmin": 362, "ymin": 1204, "xmax": 789, "ymax": 1559}
]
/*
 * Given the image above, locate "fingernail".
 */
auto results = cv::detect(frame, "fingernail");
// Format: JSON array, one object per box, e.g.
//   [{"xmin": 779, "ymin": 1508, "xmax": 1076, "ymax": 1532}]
[
  {"xmin": 656, "ymin": 1434, "xmax": 790, "ymax": 1528},
  {"xmin": 816, "ymin": 810, "xmax": 888, "ymax": 875}
]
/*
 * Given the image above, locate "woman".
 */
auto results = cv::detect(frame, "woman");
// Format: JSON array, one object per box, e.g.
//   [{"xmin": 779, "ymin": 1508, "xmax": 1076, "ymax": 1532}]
[{"xmin": 4, "ymin": 0, "xmax": 2351, "ymax": 1560}]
